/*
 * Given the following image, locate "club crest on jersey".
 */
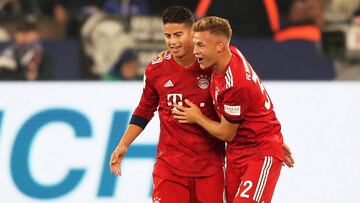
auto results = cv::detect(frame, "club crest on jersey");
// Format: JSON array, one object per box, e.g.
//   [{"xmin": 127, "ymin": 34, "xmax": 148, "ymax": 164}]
[{"xmin": 197, "ymin": 74, "xmax": 210, "ymax": 89}]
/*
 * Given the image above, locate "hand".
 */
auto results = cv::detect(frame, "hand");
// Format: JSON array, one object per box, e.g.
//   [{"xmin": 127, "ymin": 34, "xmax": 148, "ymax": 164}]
[
  {"xmin": 109, "ymin": 146, "xmax": 128, "ymax": 176},
  {"xmin": 172, "ymin": 99, "xmax": 202, "ymax": 124},
  {"xmin": 151, "ymin": 50, "xmax": 168, "ymax": 61},
  {"xmin": 282, "ymin": 142, "xmax": 295, "ymax": 168}
]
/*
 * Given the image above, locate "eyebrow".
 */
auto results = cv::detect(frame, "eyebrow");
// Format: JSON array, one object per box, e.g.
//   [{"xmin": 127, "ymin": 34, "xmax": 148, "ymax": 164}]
[
  {"xmin": 164, "ymin": 31, "xmax": 183, "ymax": 36},
  {"xmin": 195, "ymin": 41, "xmax": 205, "ymax": 46}
]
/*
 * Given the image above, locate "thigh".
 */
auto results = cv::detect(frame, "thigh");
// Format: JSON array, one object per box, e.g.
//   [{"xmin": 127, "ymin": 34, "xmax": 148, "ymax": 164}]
[
  {"xmin": 225, "ymin": 166, "xmax": 244, "ymax": 203},
  {"xmin": 233, "ymin": 156, "xmax": 282, "ymax": 203},
  {"xmin": 153, "ymin": 174, "xmax": 190, "ymax": 203},
  {"xmin": 192, "ymin": 170, "xmax": 225, "ymax": 203}
]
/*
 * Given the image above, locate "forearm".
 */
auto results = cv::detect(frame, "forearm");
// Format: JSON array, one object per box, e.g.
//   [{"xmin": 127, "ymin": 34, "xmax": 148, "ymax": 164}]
[
  {"xmin": 195, "ymin": 114, "xmax": 233, "ymax": 142},
  {"xmin": 172, "ymin": 99, "xmax": 238, "ymax": 141},
  {"xmin": 116, "ymin": 124, "xmax": 143, "ymax": 149}
]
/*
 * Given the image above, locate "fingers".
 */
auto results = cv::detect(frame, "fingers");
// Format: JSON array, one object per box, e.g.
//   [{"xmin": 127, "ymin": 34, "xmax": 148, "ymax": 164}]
[
  {"xmin": 158, "ymin": 51, "xmax": 165, "ymax": 59},
  {"xmin": 110, "ymin": 163, "xmax": 119, "ymax": 176},
  {"xmin": 173, "ymin": 103, "xmax": 184, "ymax": 111},
  {"xmin": 172, "ymin": 108, "xmax": 185, "ymax": 116},
  {"xmin": 286, "ymin": 153, "xmax": 295, "ymax": 167},
  {"xmin": 115, "ymin": 164, "xmax": 122, "ymax": 176},
  {"xmin": 184, "ymin": 99, "xmax": 194, "ymax": 107},
  {"xmin": 282, "ymin": 142, "xmax": 294, "ymax": 168},
  {"xmin": 283, "ymin": 156, "xmax": 294, "ymax": 168},
  {"xmin": 283, "ymin": 153, "xmax": 295, "ymax": 168},
  {"xmin": 109, "ymin": 146, "xmax": 128, "ymax": 176},
  {"xmin": 178, "ymin": 119, "xmax": 189, "ymax": 123},
  {"xmin": 109, "ymin": 153, "xmax": 120, "ymax": 176},
  {"xmin": 173, "ymin": 115, "xmax": 189, "ymax": 123},
  {"xmin": 173, "ymin": 115, "xmax": 184, "ymax": 119},
  {"xmin": 110, "ymin": 157, "xmax": 123, "ymax": 176},
  {"xmin": 111, "ymin": 163, "xmax": 122, "ymax": 176}
]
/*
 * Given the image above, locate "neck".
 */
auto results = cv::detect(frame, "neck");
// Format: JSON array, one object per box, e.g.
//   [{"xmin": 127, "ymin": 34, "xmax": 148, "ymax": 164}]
[
  {"xmin": 212, "ymin": 46, "xmax": 232, "ymax": 74},
  {"xmin": 173, "ymin": 53, "xmax": 197, "ymax": 67}
]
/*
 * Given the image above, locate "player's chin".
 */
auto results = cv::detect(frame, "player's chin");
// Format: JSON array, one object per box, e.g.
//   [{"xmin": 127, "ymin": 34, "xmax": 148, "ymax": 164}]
[{"xmin": 199, "ymin": 63, "xmax": 209, "ymax": 70}]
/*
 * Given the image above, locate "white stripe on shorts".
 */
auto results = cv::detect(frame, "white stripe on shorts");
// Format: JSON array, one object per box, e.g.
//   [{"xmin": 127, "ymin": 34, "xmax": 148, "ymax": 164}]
[{"xmin": 253, "ymin": 156, "xmax": 273, "ymax": 202}]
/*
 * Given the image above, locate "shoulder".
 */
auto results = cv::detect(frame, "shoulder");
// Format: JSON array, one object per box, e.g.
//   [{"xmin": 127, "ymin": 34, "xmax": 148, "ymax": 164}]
[
  {"xmin": 149, "ymin": 51, "xmax": 171, "ymax": 65},
  {"xmin": 145, "ymin": 51, "xmax": 172, "ymax": 77},
  {"xmin": 220, "ymin": 68, "xmax": 250, "ymax": 100},
  {"xmin": 147, "ymin": 51, "xmax": 172, "ymax": 68},
  {"xmin": 226, "ymin": 60, "xmax": 246, "ymax": 87},
  {"xmin": 229, "ymin": 47, "xmax": 255, "ymax": 84}
]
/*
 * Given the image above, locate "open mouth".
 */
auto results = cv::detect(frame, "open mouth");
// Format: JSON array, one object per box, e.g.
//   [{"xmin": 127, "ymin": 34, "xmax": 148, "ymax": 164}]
[{"xmin": 198, "ymin": 57, "xmax": 204, "ymax": 63}]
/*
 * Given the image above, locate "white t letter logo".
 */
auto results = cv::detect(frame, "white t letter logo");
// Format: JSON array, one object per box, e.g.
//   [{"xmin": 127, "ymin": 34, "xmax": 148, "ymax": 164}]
[{"xmin": 167, "ymin": 94, "xmax": 183, "ymax": 109}]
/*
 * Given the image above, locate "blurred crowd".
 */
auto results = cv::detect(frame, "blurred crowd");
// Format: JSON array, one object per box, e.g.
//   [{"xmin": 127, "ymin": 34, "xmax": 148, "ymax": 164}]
[{"xmin": 0, "ymin": 0, "xmax": 359, "ymax": 81}]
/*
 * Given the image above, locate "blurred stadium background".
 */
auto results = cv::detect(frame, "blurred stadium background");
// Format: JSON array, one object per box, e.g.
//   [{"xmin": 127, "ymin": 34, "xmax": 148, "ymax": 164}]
[{"xmin": 0, "ymin": 0, "xmax": 359, "ymax": 202}]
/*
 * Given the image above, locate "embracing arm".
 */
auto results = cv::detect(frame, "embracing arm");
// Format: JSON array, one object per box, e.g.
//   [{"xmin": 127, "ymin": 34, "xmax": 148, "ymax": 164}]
[
  {"xmin": 196, "ymin": 113, "xmax": 238, "ymax": 142},
  {"xmin": 173, "ymin": 99, "xmax": 238, "ymax": 142}
]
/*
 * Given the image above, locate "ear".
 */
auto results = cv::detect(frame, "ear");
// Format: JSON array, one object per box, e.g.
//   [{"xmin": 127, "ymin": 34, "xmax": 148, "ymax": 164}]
[{"xmin": 216, "ymin": 41, "xmax": 225, "ymax": 53}]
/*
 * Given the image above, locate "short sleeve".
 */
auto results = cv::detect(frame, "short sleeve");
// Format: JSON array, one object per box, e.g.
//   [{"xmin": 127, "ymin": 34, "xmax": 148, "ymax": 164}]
[{"xmin": 220, "ymin": 85, "xmax": 249, "ymax": 123}]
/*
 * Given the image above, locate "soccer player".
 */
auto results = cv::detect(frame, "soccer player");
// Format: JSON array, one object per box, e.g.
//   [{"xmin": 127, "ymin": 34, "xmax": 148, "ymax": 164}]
[
  {"xmin": 173, "ymin": 16, "xmax": 292, "ymax": 203},
  {"xmin": 109, "ymin": 6, "xmax": 225, "ymax": 203}
]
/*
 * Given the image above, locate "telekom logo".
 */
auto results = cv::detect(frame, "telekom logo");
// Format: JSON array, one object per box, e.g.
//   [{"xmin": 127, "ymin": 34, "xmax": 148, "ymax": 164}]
[{"xmin": 167, "ymin": 94, "xmax": 183, "ymax": 108}]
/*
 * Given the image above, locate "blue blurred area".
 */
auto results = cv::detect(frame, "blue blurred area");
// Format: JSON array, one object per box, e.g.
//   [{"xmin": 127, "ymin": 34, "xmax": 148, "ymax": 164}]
[
  {"xmin": 233, "ymin": 39, "xmax": 335, "ymax": 80},
  {"xmin": 0, "ymin": 39, "xmax": 335, "ymax": 80},
  {"xmin": 0, "ymin": 40, "xmax": 81, "ymax": 80},
  {"xmin": 42, "ymin": 40, "xmax": 81, "ymax": 80}
]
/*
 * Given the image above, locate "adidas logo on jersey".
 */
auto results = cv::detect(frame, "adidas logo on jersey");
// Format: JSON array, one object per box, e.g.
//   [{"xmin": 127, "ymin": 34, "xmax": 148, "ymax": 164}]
[{"xmin": 164, "ymin": 80, "xmax": 174, "ymax": 88}]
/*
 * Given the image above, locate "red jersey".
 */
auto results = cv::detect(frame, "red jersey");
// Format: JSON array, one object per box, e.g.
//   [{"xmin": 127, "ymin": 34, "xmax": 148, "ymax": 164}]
[
  {"xmin": 210, "ymin": 47, "xmax": 284, "ymax": 167},
  {"xmin": 133, "ymin": 53, "xmax": 225, "ymax": 177}
]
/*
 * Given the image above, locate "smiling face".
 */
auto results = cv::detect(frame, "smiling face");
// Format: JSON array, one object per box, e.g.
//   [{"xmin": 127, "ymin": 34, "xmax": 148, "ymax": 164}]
[
  {"xmin": 163, "ymin": 23, "xmax": 194, "ymax": 60},
  {"xmin": 193, "ymin": 31, "xmax": 220, "ymax": 70}
]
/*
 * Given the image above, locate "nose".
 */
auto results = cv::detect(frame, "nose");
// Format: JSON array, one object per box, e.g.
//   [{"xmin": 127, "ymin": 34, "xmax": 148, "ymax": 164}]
[
  {"xmin": 168, "ymin": 36, "xmax": 177, "ymax": 46},
  {"xmin": 193, "ymin": 45, "xmax": 199, "ymax": 56}
]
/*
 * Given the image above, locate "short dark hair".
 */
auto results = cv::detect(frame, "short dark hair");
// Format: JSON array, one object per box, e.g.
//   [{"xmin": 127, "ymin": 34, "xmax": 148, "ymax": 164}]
[{"xmin": 162, "ymin": 6, "xmax": 194, "ymax": 26}]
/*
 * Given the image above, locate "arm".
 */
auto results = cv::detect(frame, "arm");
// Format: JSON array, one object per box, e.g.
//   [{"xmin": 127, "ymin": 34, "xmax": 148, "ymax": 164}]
[
  {"xmin": 197, "ymin": 114, "xmax": 238, "ymax": 142},
  {"xmin": 110, "ymin": 64, "xmax": 158, "ymax": 176},
  {"xmin": 109, "ymin": 124, "xmax": 143, "ymax": 176},
  {"xmin": 173, "ymin": 99, "xmax": 238, "ymax": 142}
]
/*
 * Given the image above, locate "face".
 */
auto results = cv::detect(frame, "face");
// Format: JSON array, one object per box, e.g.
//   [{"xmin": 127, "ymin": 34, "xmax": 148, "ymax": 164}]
[
  {"xmin": 163, "ymin": 23, "xmax": 193, "ymax": 59},
  {"xmin": 120, "ymin": 60, "xmax": 138, "ymax": 80},
  {"xmin": 15, "ymin": 31, "xmax": 39, "ymax": 47},
  {"xmin": 193, "ymin": 31, "xmax": 220, "ymax": 69}
]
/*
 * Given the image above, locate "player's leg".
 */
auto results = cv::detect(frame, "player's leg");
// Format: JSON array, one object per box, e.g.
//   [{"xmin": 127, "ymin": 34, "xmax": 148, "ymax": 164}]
[
  {"xmin": 225, "ymin": 166, "xmax": 245, "ymax": 203},
  {"xmin": 191, "ymin": 169, "xmax": 225, "ymax": 203},
  {"xmin": 152, "ymin": 174, "xmax": 190, "ymax": 203},
  {"xmin": 232, "ymin": 156, "xmax": 282, "ymax": 203}
]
